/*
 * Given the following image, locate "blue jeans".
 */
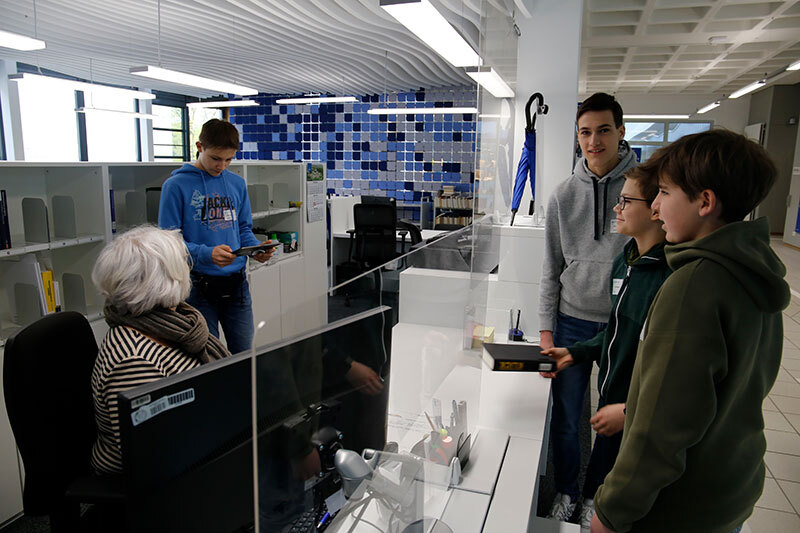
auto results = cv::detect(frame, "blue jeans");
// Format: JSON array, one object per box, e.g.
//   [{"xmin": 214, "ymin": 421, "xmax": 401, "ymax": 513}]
[
  {"xmin": 551, "ymin": 312, "xmax": 606, "ymax": 499},
  {"xmin": 187, "ymin": 274, "xmax": 254, "ymax": 355}
]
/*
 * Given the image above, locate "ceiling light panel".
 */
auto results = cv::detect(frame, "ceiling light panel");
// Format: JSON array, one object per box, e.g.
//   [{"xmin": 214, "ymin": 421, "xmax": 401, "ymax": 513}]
[
  {"xmin": 0, "ymin": 29, "xmax": 45, "ymax": 51},
  {"xmin": 380, "ymin": 0, "xmax": 480, "ymax": 68},
  {"xmin": 130, "ymin": 66, "xmax": 258, "ymax": 96}
]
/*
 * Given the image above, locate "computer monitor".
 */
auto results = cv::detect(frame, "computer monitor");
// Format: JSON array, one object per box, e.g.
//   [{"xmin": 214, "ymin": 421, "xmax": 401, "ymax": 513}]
[{"xmin": 118, "ymin": 306, "xmax": 392, "ymax": 532}]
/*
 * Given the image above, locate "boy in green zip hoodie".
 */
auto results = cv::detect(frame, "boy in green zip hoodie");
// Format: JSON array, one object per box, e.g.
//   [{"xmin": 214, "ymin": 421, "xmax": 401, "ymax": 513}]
[
  {"xmin": 589, "ymin": 129, "xmax": 789, "ymax": 533},
  {"xmin": 542, "ymin": 165, "xmax": 670, "ymax": 528}
]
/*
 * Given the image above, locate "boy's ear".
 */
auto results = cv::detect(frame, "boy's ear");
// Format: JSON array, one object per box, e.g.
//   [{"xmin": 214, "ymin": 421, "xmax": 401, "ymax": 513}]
[
  {"xmin": 697, "ymin": 189, "xmax": 721, "ymax": 218},
  {"xmin": 195, "ymin": 141, "xmax": 203, "ymax": 153}
]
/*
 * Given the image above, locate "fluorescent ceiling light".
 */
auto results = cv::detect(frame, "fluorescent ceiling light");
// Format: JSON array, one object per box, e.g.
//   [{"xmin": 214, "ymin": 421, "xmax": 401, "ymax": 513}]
[
  {"xmin": 787, "ymin": 59, "xmax": 800, "ymax": 71},
  {"xmin": 624, "ymin": 114, "xmax": 691, "ymax": 120},
  {"xmin": 76, "ymin": 107, "xmax": 157, "ymax": 120},
  {"xmin": 380, "ymin": 0, "xmax": 480, "ymax": 68},
  {"xmin": 10, "ymin": 72, "xmax": 155, "ymax": 100},
  {"xmin": 465, "ymin": 67, "xmax": 514, "ymax": 98},
  {"xmin": 367, "ymin": 106, "xmax": 478, "ymax": 115},
  {"xmin": 0, "ymin": 29, "xmax": 45, "ymax": 51},
  {"xmin": 696, "ymin": 101, "xmax": 720, "ymax": 114},
  {"xmin": 187, "ymin": 99, "xmax": 257, "ymax": 108},
  {"xmin": 276, "ymin": 96, "xmax": 358, "ymax": 104},
  {"xmin": 130, "ymin": 65, "xmax": 258, "ymax": 96},
  {"xmin": 729, "ymin": 80, "xmax": 765, "ymax": 99}
]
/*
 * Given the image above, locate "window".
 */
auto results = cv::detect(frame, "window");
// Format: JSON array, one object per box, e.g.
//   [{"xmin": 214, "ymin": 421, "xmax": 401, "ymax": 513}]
[
  {"xmin": 152, "ymin": 104, "xmax": 187, "ymax": 161},
  {"xmin": 625, "ymin": 120, "xmax": 711, "ymax": 162},
  {"xmin": 188, "ymin": 107, "xmax": 222, "ymax": 149},
  {"xmin": 17, "ymin": 77, "xmax": 80, "ymax": 161},
  {"xmin": 85, "ymin": 91, "xmax": 139, "ymax": 162}
]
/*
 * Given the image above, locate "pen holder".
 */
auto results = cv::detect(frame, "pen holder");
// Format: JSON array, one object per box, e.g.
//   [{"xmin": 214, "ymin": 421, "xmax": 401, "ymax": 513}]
[
  {"xmin": 509, "ymin": 328, "xmax": 524, "ymax": 342},
  {"xmin": 508, "ymin": 308, "xmax": 524, "ymax": 341}
]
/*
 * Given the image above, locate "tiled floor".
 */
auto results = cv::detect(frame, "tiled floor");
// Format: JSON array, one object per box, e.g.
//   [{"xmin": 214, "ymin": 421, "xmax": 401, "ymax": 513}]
[
  {"xmin": 587, "ymin": 237, "xmax": 800, "ymax": 532},
  {"xmin": 748, "ymin": 239, "xmax": 800, "ymax": 532}
]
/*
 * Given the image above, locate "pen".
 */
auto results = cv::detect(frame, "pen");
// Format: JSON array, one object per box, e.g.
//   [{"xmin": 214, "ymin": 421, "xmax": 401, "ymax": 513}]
[
  {"xmin": 317, "ymin": 511, "xmax": 330, "ymax": 528},
  {"xmin": 424, "ymin": 411, "xmax": 436, "ymax": 431}
]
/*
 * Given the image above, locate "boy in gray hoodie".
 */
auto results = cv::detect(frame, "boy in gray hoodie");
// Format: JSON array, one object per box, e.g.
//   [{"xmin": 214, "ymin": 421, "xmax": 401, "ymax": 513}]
[{"xmin": 539, "ymin": 93, "xmax": 637, "ymax": 522}]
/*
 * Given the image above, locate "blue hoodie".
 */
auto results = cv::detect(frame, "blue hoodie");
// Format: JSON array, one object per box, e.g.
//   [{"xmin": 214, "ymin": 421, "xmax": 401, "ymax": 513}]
[{"xmin": 158, "ymin": 163, "xmax": 260, "ymax": 277}]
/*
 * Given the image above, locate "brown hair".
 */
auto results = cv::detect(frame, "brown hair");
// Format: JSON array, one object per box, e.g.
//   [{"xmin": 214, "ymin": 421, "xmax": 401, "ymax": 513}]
[
  {"xmin": 624, "ymin": 164, "xmax": 660, "ymax": 205},
  {"xmin": 577, "ymin": 92, "xmax": 624, "ymax": 128},
  {"xmin": 198, "ymin": 119, "xmax": 239, "ymax": 150},
  {"xmin": 634, "ymin": 129, "xmax": 777, "ymax": 222}
]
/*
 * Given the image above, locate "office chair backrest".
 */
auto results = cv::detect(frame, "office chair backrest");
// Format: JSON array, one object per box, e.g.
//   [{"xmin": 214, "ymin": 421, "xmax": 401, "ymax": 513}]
[
  {"xmin": 361, "ymin": 195, "xmax": 395, "ymax": 206},
  {"xmin": 353, "ymin": 203, "xmax": 397, "ymax": 267},
  {"xmin": 3, "ymin": 312, "xmax": 99, "ymax": 514}
]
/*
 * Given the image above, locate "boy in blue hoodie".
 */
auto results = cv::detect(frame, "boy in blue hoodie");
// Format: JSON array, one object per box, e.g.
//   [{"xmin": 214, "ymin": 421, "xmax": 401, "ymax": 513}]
[
  {"xmin": 159, "ymin": 119, "xmax": 272, "ymax": 354},
  {"xmin": 542, "ymin": 165, "xmax": 670, "ymax": 528}
]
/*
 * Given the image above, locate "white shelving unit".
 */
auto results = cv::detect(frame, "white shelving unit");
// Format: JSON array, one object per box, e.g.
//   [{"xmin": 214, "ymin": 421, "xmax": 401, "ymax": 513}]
[{"xmin": 0, "ymin": 160, "xmax": 327, "ymax": 525}]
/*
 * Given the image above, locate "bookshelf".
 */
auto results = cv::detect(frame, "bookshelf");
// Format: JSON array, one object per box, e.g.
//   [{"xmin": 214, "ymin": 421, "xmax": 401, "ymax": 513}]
[
  {"xmin": 0, "ymin": 161, "xmax": 324, "ymax": 345},
  {"xmin": 433, "ymin": 194, "xmax": 473, "ymax": 228}
]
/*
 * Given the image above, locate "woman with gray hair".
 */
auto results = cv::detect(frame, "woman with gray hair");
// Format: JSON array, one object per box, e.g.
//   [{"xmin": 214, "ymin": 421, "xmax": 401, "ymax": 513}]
[{"xmin": 90, "ymin": 225, "xmax": 230, "ymax": 474}]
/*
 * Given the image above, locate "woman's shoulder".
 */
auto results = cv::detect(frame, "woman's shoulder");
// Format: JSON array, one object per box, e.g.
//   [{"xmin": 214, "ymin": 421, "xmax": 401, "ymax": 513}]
[{"xmin": 100, "ymin": 326, "xmax": 170, "ymax": 364}]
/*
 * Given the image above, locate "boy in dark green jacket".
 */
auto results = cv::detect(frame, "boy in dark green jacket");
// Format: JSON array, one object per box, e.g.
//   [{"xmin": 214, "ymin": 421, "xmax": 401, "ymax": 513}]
[
  {"xmin": 543, "ymin": 166, "xmax": 670, "ymax": 528},
  {"xmin": 590, "ymin": 129, "xmax": 789, "ymax": 533}
]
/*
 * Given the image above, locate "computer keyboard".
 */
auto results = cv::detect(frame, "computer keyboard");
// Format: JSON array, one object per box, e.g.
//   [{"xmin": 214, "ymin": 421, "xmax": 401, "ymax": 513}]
[{"xmin": 287, "ymin": 502, "xmax": 328, "ymax": 532}]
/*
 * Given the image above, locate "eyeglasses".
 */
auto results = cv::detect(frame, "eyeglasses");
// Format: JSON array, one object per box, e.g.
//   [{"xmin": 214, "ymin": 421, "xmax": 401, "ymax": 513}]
[{"xmin": 616, "ymin": 195, "xmax": 649, "ymax": 211}]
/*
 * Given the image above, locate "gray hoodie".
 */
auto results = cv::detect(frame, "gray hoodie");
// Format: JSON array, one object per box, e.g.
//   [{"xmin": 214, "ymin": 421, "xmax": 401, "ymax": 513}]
[{"xmin": 538, "ymin": 145, "xmax": 637, "ymax": 331}]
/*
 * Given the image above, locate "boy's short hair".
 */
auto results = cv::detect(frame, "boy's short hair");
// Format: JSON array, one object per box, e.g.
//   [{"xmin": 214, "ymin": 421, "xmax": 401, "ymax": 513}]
[
  {"xmin": 577, "ymin": 92, "xmax": 624, "ymax": 128},
  {"xmin": 198, "ymin": 119, "xmax": 239, "ymax": 150},
  {"xmin": 641, "ymin": 129, "xmax": 777, "ymax": 223},
  {"xmin": 625, "ymin": 164, "xmax": 660, "ymax": 205}
]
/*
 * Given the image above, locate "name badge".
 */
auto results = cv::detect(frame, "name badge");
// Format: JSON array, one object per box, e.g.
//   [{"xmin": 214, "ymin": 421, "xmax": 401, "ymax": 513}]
[
  {"xmin": 612, "ymin": 278, "xmax": 623, "ymax": 295},
  {"xmin": 223, "ymin": 209, "xmax": 233, "ymax": 221},
  {"xmin": 610, "ymin": 219, "xmax": 619, "ymax": 234}
]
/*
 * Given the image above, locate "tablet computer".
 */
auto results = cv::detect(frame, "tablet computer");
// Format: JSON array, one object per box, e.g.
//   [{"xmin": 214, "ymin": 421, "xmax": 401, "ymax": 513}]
[{"xmin": 232, "ymin": 242, "xmax": 281, "ymax": 257}]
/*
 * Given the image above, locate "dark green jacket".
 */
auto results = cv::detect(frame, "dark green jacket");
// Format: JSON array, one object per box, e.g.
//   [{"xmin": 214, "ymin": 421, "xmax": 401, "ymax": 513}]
[
  {"xmin": 570, "ymin": 239, "xmax": 670, "ymax": 407},
  {"xmin": 594, "ymin": 218, "xmax": 790, "ymax": 533}
]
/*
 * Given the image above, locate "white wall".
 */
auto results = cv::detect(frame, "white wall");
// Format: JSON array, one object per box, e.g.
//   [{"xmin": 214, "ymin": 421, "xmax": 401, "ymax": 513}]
[
  {"xmin": 609, "ymin": 93, "xmax": 752, "ymax": 134},
  {"xmin": 513, "ymin": 0, "xmax": 584, "ymax": 214}
]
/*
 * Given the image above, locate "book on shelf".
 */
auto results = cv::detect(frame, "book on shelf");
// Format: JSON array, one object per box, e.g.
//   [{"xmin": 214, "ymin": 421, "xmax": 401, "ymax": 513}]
[
  {"xmin": 0, "ymin": 189, "xmax": 10, "ymax": 249},
  {"xmin": 53, "ymin": 280, "xmax": 62, "ymax": 312},
  {"xmin": 110, "ymin": 189, "xmax": 117, "ymax": 234},
  {"xmin": 3, "ymin": 254, "xmax": 47, "ymax": 327},
  {"xmin": 41, "ymin": 270, "xmax": 56, "ymax": 313}
]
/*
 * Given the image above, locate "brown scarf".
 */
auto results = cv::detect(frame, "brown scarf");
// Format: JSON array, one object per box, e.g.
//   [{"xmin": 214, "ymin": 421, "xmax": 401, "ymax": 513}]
[{"xmin": 104, "ymin": 301, "xmax": 230, "ymax": 364}]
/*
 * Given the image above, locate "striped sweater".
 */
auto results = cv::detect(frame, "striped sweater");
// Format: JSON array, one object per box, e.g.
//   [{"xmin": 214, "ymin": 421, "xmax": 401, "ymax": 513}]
[{"xmin": 90, "ymin": 325, "xmax": 201, "ymax": 474}]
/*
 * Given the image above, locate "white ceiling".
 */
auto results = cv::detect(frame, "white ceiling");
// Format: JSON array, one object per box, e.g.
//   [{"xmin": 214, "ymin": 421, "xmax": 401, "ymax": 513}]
[
  {"xmin": 0, "ymin": 0, "xmax": 493, "ymax": 98},
  {"xmin": 580, "ymin": 0, "xmax": 800, "ymax": 96},
  {"xmin": 1, "ymin": 1, "xmax": 798, "ymax": 101}
]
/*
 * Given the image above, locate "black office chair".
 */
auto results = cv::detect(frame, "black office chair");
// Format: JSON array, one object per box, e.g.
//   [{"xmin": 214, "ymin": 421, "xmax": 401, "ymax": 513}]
[
  {"xmin": 3, "ymin": 312, "xmax": 125, "ymax": 532},
  {"xmin": 349, "ymin": 203, "xmax": 399, "ymax": 270}
]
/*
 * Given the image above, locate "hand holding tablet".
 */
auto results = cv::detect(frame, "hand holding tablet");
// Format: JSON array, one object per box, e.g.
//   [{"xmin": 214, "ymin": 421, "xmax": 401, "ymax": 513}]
[{"xmin": 232, "ymin": 241, "xmax": 281, "ymax": 257}]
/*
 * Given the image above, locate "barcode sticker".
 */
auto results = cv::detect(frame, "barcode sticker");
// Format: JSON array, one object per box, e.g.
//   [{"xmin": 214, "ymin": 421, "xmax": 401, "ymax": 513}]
[
  {"xmin": 131, "ymin": 394, "xmax": 151, "ymax": 409},
  {"xmin": 131, "ymin": 388, "xmax": 195, "ymax": 426}
]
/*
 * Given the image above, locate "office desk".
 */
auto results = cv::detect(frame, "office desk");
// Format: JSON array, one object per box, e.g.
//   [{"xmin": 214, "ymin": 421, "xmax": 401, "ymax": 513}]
[
  {"xmin": 374, "ymin": 323, "xmax": 561, "ymax": 532},
  {"xmin": 330, "ymin": 229, "xmax": 447, "ymax": 288}
]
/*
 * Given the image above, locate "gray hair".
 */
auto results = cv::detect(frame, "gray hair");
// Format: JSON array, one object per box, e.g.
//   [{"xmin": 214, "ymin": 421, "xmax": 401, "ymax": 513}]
[{"xmin": 92, "ymin": 225, "xmax": 191, "ymax": 316}]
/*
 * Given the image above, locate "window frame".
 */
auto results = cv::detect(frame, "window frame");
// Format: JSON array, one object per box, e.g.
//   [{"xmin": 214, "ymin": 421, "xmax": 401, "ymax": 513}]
[
  {"xmin": 152, "ymin": 91, "xmax": 191, "ymax": 162},
  {"xmin": 625, "ymin": 119, "xmax": 713, "ymax": 161}
]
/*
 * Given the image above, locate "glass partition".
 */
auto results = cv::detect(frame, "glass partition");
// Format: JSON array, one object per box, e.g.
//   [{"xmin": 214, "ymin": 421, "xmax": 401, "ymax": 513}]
[{"xmin": 250, "ymin": 2, "xmax": 518, "ymax": 530}]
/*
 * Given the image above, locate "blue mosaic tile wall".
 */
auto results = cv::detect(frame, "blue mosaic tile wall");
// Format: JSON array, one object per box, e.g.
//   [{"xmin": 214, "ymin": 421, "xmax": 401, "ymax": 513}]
[{"xmin": 229, "ymin": 86, "xmax": 476, "ymax": 222}]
